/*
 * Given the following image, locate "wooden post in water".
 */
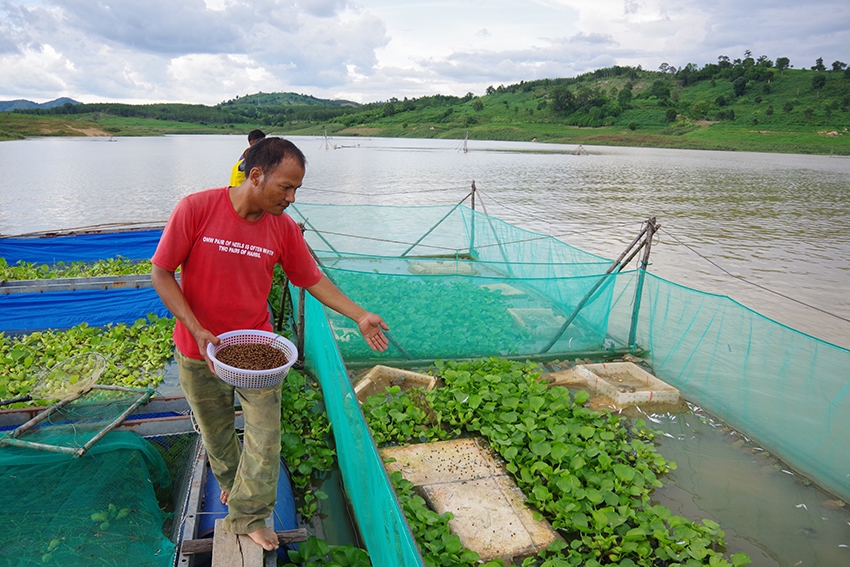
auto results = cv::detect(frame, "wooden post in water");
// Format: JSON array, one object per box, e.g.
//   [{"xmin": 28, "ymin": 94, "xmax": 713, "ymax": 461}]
[
  {"xmin": 296, "ymin": 287, "xmax": 306, "ymax": 368},
  {"xmin": 294, "ymin": 223, "xmax": 310, "ymax": 367},
  {"xmin": 627, "ymin": 217, "xmax": 658, "ymax": 351},
  {"xmin": 276, "ymin": 275, "xmax": 290, "ymax": 333},
  {"xmin": 469, "ymin": 180, "xmax": 476, "ymax": 257},
  {"xmin": 539, "ymin": 218, "xmax": 654, "ymax": 354}
]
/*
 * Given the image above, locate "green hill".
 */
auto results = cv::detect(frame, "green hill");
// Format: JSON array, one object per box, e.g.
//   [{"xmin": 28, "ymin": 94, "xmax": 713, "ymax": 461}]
[
  {"xmin": 289, "ymin": 63, "xmax": 850, "ymax": 154},
  {"xmin": 4, "ymin": 58, "xmax": 849, "ymax": 154},
  {"xmin": 220, "ymin": 92, "xmax": 359, "ymax": 108},
  {"xmin": 0, "ymin": 97, "xmax": 80, "ymax": 112}
]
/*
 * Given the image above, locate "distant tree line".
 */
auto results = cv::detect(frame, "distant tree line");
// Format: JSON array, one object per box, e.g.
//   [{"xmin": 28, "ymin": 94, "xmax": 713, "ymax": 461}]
[
  {"xmin": 11, "ymin": 53, "xmax": 848, "ymax": 131},
  {"xmin": 13, "ymin": 100, "xmax": 362, "ymax": 127}
]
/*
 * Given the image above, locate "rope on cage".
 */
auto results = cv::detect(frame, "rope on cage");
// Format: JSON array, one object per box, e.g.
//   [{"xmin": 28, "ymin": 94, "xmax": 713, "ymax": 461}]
[
  {"xmin": 473, "ymin": 188, "xmax": 644, "ymax": 238},
  {"xmin": 302, "ymin": 184, "xmax": 470, "ymax": 197},
  {"xmin": 659, "ymin": 225, "xmax": 850, "ymax": 325}
]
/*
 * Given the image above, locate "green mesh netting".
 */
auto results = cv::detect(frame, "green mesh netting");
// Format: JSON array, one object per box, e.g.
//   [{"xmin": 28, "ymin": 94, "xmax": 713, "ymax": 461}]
[
  {"xmin": 299, "ymin": 292, "xmax": 424, "ymax": 567},
  {"xmin": 291, "ymin": 203, "xmax": 618, "ymax": 366},
  {"xmin": 614, "ymin": 273, "xmax": 850, "ymax": 504},
  {"xmin": 291, "ymin": 203, "xmax": 850, "ymax": 567},
  {"xmin": 1, "ymin": 388, "xmax": 153, "ymax": 455},
  {"xmin": 0, "ymin": 431, "xmax": 176, "ymax": 567}
]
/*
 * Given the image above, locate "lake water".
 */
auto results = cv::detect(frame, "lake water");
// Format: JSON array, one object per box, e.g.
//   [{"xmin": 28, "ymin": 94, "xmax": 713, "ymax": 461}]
[
  {"xmin": 2, "ymin": 134, "xmax": 849, "ymax": 566},
  {"xmin": 2, "ymin": 134, "xmax": 847, "ymax": 350}
]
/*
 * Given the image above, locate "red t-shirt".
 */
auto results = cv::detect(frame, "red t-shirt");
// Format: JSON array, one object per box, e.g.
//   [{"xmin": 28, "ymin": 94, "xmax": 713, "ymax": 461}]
[{"xmin": 152, "ymin": 187, "xmax": 322, "ymax": 359}]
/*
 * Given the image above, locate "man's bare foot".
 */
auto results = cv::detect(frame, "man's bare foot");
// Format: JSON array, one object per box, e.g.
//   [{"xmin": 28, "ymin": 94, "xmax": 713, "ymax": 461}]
[
  {"xmin": 219, "ymin": 490, "xmax": 229, "ymax": 505},
  {"xmin": 247, "ymin": 526, "xmax": 279, "ymax": 551}
]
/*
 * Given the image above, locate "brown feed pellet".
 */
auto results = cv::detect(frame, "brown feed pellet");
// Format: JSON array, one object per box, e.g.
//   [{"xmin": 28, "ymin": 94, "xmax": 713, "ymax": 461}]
[{"xmin": 215, "ymin": 343, "xmax": 289, "ymax": 370}]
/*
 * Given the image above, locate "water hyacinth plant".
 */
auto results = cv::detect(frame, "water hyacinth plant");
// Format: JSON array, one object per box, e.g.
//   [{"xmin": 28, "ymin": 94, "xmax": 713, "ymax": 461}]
[
  {"xmin": 0, "ymin": 315, "xmax": 175, "ymax": 403},
  {"xmin": 364, "ymin": 357, "xmax": 752, "ymax": 567},
  {"xmin": 0, "ymin": 256, "xmax": 152, "ymax": 280}
]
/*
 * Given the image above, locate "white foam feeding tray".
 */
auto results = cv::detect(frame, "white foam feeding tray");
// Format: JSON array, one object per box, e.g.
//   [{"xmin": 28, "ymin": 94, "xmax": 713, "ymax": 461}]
[
  {"xmin": 568, "ymin": 362, "xmax": 680, "ymax": 406},
  {"xmin": 353, "ymin": 365, "xmax": 437, "ymax": 404},
  {"xmin": 381, "ymin": 438, "xmax": 561, "ymax": 563}
]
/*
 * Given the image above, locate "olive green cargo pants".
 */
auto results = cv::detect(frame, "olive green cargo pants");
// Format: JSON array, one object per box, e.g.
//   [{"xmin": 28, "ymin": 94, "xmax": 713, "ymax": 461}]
[{"xmin": 175, "ymin": 350, "xmax": 281, "ymax": 535}]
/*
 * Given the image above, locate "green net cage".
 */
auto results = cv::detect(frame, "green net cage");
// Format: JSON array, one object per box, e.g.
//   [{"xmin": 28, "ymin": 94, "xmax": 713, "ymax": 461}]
[
  {"xmin": 0, "ymin": 431, "xmax": 182, "ymax": 567},
  {"xmin": 287, "ymin": 203, "xmax": 850, "ymax": 567}
]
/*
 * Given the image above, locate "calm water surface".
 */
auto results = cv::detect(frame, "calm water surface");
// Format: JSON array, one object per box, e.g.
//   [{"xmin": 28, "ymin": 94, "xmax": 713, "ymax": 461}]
[
  {"xmin": 2, "ymin": 135, "xmax": 847, "ymax": 349},
  {"xmin": 2, "ymin": 135, "xmax": 849, "ymax": 565}
]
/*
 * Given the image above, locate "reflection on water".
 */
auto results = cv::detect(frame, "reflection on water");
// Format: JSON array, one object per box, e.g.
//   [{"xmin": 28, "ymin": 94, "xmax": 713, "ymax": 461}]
[{"xmin": 647, "ymin": 407, "xmax": 850, "ymax": 567}]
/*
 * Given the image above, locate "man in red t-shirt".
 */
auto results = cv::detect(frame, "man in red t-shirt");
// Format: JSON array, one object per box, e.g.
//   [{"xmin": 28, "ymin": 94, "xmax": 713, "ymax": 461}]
[{"xmin": 151, "ymin": 137, "xmax": 388, "ymax": 551}]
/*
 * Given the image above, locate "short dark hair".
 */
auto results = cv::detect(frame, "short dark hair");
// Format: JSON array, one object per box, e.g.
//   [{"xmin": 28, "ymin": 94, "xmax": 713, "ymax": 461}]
[
  {"xmin": 243, "ymin": 137, "xmax": 307, "ymax": 178},
  {"xmin": 247, "ymin": 129, "xmax": 266, "ymax": 143}
]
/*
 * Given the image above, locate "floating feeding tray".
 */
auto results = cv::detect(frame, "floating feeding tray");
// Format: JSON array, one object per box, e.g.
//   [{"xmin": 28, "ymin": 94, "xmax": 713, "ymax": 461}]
[
  {"xmin": 381, "ymin": 438, "xmax": 561, "ymax": 563},
  {"xmin": 407, "ymin": 261, "xmax": 478, "ymax": 275},
  {"xmin": 561, "ymin": 362, "xmax": 680, "ymax": 406},
  {"xmin": 353, "ymin": 365, "xmax": 438, "ymax": 404},
  {"xmin": 507, "ymin": 308, "xmax": 566, "ymax": 335},
  {"xmin": 479, "ymin": 282, "xmax": 528, "ymax": 298}
]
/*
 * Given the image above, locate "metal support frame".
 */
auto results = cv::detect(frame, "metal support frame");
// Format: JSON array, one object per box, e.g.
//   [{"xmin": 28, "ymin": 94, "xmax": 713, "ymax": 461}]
[{"xmin": 400, "ymin": 200, "xmax": 469, "ymax": 257}]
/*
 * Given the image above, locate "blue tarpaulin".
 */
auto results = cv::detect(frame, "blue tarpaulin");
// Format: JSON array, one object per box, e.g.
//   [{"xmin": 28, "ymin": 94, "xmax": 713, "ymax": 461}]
[
  {"xmin": 0, "ymin": 230, "xmax": 163, "ymax": 264},
  {"xmin": 1, "ymin": 230, "xmax": 168, "ymax": 332},
  {"xmin": 0, "ymin": 287, "xmax": 169, "ymax": 332}
]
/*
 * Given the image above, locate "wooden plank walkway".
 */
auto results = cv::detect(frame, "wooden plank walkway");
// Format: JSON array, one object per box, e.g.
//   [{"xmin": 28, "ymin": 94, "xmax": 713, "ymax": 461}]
[{"xmin": 179, "ymin": 519, "xmax": 308, "ymax": 567}]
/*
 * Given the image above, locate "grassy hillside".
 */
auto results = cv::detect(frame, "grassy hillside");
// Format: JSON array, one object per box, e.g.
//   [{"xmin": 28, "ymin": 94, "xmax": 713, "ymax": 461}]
[
  {"xmin": 220, "ymin": 92, "xmax": 359, "ymax": 107},
  {"xmin": 5, "ymin": 61, "xmax": 850, "ymax": 154},
  {"xmin": 280, "ymin": 65, "xmax": 850, "ymax": 154},
  {"xmin": 0, "ymin": 112, "xmax": 256, "ymax": 140}
]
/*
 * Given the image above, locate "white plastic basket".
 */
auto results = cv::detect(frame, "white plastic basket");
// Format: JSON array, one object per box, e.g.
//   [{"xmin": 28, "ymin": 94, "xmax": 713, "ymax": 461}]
[{"xmin": 206, "ymin": 330, "xmax": 298, "ymax": 389}]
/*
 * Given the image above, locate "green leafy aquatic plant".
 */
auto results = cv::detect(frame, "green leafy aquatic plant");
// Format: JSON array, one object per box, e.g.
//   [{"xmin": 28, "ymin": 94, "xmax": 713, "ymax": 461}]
[
  {"xmin": 363, "ymin": 357, "xmax": 752, "ymax": 567},
  {"xmin": 323, "ymin": 272, "xmax": 533, "ymax": 360},
  {"xmin": 279, "ymin": 369, "xmax": 335, "ymax": 519},
  {"xmin": 362, "ymin": 385, "xmax": 456, "ymax": 445},
  {"xmin": 282, "ymin": 535, "xmax": 371, "ymax": 567},
  {"xmin": 0, "ymin": 256, "xmax": 152, "ymax": 280},
  {"xmin": 0, "ymin": 315, "xmax": 175, "ymax": 403}
]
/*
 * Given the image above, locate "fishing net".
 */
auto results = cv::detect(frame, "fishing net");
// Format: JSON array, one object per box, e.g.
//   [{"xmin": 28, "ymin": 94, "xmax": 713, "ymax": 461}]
[
  {"xmin": 288, "ymin": 203, "xmax": 850, "ymax": 567},
  {"xmin": 0, "ymin": 387, "xmax": 155, "ymax": 456},
  {"xmin": 0, "ymin": 352, "xmax": 106, "ymax": 407},
  {"xmin": 0, "ymin": 431, "xmax": 177, "ymax": 567}
]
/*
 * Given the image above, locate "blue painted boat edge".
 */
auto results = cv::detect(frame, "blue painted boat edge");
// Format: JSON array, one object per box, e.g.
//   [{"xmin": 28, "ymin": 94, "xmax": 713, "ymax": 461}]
[{"xmin": 197, "ymin": 457, "xmax": 299, "ymax": 557}]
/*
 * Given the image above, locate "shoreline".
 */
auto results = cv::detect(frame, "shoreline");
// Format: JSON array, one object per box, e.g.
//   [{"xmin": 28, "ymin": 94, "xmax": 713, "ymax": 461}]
[{"xmin": 2, "ymin": 113, "xmax": 849, "ymax": 156}]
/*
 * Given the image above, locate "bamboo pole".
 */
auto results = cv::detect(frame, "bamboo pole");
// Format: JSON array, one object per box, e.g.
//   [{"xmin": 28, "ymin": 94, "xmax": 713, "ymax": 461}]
[
  {"xmin": 628, "ymin": 218, "xmax": 658, "ymax": 351},
  {"xmin": 539, "ymin": 219, "xmax": 653, "ymax": 354},
  {"xmin": 74, "ymin": 388, "xmax": 154, "ymax": 457}
]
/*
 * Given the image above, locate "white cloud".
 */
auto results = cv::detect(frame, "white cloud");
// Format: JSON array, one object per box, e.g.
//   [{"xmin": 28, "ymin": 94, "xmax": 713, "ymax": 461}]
[
  {"xmin": 0, "ymin": 0, "xmax": 848, "ymax": 105},
  {"xmin": 167, "ymin": 54, "xmax": 279, "ymax": 103},
  {"xmin": 0, "ymin": 44, "xmax": 69, "ymax": 95}
]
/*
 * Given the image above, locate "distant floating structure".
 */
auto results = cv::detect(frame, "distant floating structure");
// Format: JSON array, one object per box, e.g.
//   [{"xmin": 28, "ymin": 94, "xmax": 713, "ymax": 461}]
[
  {"xmin": 320, "ymin": 130, "xmax": 332, "ymax": 150},
  {"xmin": 456, "ymin": 130, "xmax": 469, "ymax": 154}
]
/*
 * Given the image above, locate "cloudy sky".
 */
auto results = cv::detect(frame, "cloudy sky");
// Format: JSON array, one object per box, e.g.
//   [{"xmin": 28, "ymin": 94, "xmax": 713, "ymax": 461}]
[{"xmin": 1, "ymin": 0, "xmax": 848, "ymax": 106}]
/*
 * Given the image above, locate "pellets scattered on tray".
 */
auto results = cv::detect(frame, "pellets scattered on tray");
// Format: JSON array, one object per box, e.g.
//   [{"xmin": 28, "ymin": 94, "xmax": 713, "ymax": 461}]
[{"xmin": 215, "ymin": 343, "xmax": 289, "ymax": 370}]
